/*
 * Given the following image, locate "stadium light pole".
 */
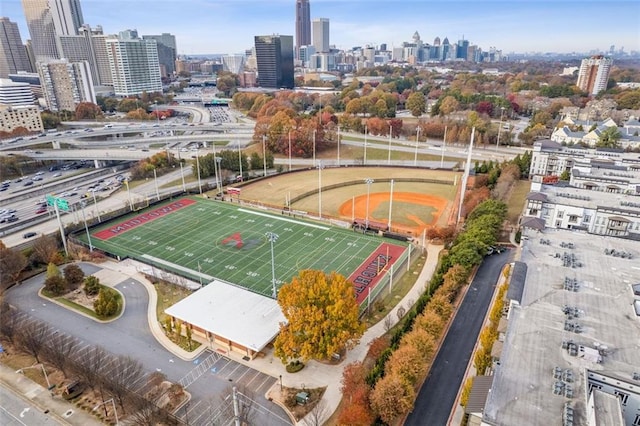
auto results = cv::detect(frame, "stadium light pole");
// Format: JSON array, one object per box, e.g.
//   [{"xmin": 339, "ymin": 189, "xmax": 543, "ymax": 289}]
[
  {"xmin": 496, "ymin": 106, "xmax": 505, "ymax": 152},
  {"xmin": 312, "ymin": 129, "xmax": 317, "ymax": 168},
  {"xmin": 317, "ymin": 161, "xmax": 323, "ymax": 218},
  {"xmin": 237, "ymin": 143, "xmax": 243, "ymax": 182},
  {"xmin": 212, "ymin": 142, "xmax": 220, "ymax": 192},
  {"xmin": 365, "ymin": 178, "xmax": 374, "ymax": 229},
  {"xmin": 266, "ymin": 232, "xmax": 279, "ymax": 298},
  {"xmin": 262, "ymin": 135, "xmax": 267, "ymax": 177},
  {"xmin": 441, "ymin": 126, "xmax": 447, "ymax": 168},
  {"xmin": 364, "ymin": 125, "xmax": 368, "ymax": 165},
  {"xmin": 216, "ymin": 157, "xmax": 223, "ymax": 195},
  {"xmin": 337, "ymin": 125, "xmax": 341, "ymax": 166},
  {"xmin": 387, "ymin": 123, "xmax": 392, "ymax": 165},
  {"xmin": 288, "ymin": 130, "xmax": 292, "ymax": 172},
  {"xmin": 414, "ymin": 127, "xmax": 420, "ymax": 166},
  {"xmin": 153, "ymin": 167, "xmax": 160, "ymax": 201},
  {"xmin": 196, "ymin": 150, "xmax": 202, "ymax": 195},
  {"xmin": 179, "ymin": 161, "xmax": 186, "ymax": 192}
]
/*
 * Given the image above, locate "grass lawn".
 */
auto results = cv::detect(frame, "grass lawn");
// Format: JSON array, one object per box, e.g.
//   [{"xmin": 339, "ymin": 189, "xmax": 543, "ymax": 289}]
[{"xmin": 507, "ymin": 179, "xmax": 530, "ymax": 225}]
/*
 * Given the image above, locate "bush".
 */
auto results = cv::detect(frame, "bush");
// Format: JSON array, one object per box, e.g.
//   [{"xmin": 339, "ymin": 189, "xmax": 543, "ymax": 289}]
[
  {"xmin": 84, "ymin": 276, "xmax": 100, "ymax": 296},
  {"xmin": 63, "ymin": 264, "xmax": 85, "ymax": 289},
  {"xmin": 94, "ymin": 288, "xmax": 120, "ymax": 318},
  {"xmin": 286, "ymin": 360, "xmax": 305, "ymax": 373}
]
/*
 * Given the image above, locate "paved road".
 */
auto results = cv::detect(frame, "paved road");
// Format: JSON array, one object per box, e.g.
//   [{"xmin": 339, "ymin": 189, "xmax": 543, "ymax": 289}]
[
  {"xmin": 0, "ymin": 382, "xmax": 56, "ymax": 426},
  {"xmin": 4, "ymin": 264, "xmax": 291, "ymax": 425},
  {"xmin": 405, "ymin": 250, "xmax": 513, "ymax": 426}
]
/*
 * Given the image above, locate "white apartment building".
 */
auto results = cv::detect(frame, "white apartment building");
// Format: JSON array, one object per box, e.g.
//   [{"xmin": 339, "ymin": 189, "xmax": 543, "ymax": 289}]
[
  {"xmin": 106, "ymin": 33, "xmax": 162, "ymax": 97},
  {"xmin": 0, "ymin": 79, "xmax": 36, "ymax": 106},
  {"xmin": 0, "ymin": 104, "xmax": 43, "ymax": 132},
  {"xmin": 576, "ymin": 55, "xmax": 613, "ymax": 96}
]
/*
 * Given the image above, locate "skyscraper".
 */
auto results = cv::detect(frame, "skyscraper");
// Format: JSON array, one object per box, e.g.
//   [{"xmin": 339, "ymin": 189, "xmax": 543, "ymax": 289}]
[
  {"xmin": 254, "ymin": 35, "xmax": 294, "ymax": 89},
  {"xmin": 143, "ymin": 33, "xmax": 177, "ymax": 75},
  {"xmin": 21, "ymin": 0, "xmax": 85, "ymax": 62},
  {"xmin": 312, "ymin": 18, "xmax": 329, "ymax": 53},
  {"xmin": 59, "ymin": 24, "xmax": 111, "ymax": 86},
  {"xmin": 106, "ymin": 31, "xmax": 162, "ymax": 96},
  {"xmin": 577, "ymin": 56, "xmax": 613, "ymax": 96},
  {"xmin": 0, "ymin": 18, "xmax": 33, "ymax": 78},
  {"xmin": 295, "ymin": 0, "xmax": 310, "ymax": 59}
]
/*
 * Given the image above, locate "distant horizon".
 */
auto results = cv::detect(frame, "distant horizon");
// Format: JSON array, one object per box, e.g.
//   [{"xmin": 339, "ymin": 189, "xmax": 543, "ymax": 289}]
[{"xmin": 2, "ymin": 0, "xmax": 638, "ymax": 56}]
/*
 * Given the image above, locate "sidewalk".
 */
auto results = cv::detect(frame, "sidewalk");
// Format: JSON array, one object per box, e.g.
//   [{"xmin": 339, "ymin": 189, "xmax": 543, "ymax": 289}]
[{"xmin": 0, "ymin": 364, "xmax": 103, "ymax": 426}]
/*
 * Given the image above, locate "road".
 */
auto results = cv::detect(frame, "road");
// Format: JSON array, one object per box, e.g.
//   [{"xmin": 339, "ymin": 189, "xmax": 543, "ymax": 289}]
[
  {"xmin": 405, "ymin": 250, "xmax": 513, "ymax": 426},
  {"xmin": 0, "ymin": 383, "xmax": 56, "ymax": 426}
]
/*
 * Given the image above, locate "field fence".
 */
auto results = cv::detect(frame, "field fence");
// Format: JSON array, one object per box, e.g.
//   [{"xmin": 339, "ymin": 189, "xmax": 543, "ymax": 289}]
[{"xmin": 359, "ymin": 243, "xmax": 415, "ymax": 316}]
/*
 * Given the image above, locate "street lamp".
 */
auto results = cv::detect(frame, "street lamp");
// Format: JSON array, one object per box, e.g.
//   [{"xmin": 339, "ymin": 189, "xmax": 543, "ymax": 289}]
[
  {"xmin": 496, "ymin": 106, "xmax": 505, "ymax": 151},
  {"xmin": 317, "ymin": 161, "xmax": 324, "ymax": 218},
  {"xmin": 414, "ymin": 127, "xmax": 420, "ymax": 166},
  {"xmin": 266, "ymin": 232, "xmax": 279, "ymax": 298},
  {"xmin": 364, "ymin": 178, "xmax": 374, "ymax": 229},
  {"xmin": 388, "ymin": 123, "xmax": 392, "ymax": 164},
  {"xmin": 179, "ymin": 161, "xmax": 186, "ymax": 192},
  {"xmin": 93, "ymin": 398, "xmax": 119, "ymax": 425},
  {"xmin": 81, "ymin": 201, "xmax": 93, "ymax": 252},
  {"xmin": 17, "ymin": 364, "xmax": 53, "ymax": 390}
]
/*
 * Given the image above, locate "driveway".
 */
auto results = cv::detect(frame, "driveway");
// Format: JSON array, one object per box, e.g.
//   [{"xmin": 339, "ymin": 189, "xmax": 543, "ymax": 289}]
[
  {"xmin": 4, "ymin": 263, "xmax": 291, "ymax": 425},
  {"xmin": 405, "ymin": 250, "xmax": 513, "ymax": 425}
]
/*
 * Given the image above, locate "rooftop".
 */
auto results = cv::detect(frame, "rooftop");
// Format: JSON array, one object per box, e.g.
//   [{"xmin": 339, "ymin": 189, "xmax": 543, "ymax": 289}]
[
  {"xmin": 165, "ymin": 280, "xmax": 286, "ymax": 352},
  {"xmin": 483, "ymin": 228, "xmax": 640, "ymax": 425}
]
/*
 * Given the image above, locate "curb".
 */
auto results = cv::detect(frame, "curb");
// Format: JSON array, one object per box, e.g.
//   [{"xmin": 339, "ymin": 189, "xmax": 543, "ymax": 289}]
[{"xmin": 37, "ymin": 285, "xmax": 125, "ymax": 324}]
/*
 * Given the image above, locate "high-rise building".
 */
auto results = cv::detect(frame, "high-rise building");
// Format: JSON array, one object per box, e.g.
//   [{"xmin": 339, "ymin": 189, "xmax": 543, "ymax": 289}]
[
  {"xmin": 221, "ymin": 55, "xmax": 245, "ymax": 75},
  {"xmin": 312, "ymin": 18, "xmax": 329, "ymax": 53},
  {"xmin": 143, "ymin": 33, "xmax": 177, "ymax": 75},
  {"xmin": 0, "ymin": 104, "xmax": 43, "ymax": 132},
  {"xmin": 106, "ymin": 32, "xmax": 162, "ymax": 96},
  {"xmin": 254, "ymin": 35, "xmax": 294, "ymax": 89},
  {"xmin": 22, "ymin": 0, "xmax": 61, "ymax": 61},
  {"xmin": 0, "ymin": 18, "xmax": 33, "ymax": 78},
  {"xmin": 59, "ymin": 24, "xmax": 112, "ymax": 86},
  {"xmin": 38, "ymin": 59, "xmax": 95, "ymax": 111},
  {"xmin": 577, "ymin": 56, "xmax": 613, "ymax": 96},
  {"xmin": 21, "ymin": 0, "xmax": 85, "ymax": 63},
  {"xmin": 50, "ymin": 0, "xmax": 84, "ymax": 36},
  {"xmin": 295, "ymin": 0, "xmax": 310, "ymax": 59}
]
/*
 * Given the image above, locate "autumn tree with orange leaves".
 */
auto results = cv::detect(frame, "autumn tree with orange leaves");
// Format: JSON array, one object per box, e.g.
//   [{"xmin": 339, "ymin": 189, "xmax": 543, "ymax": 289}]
[{"xmin": 274, "ymin": 270, "xmax": 365, "ymax": 363}]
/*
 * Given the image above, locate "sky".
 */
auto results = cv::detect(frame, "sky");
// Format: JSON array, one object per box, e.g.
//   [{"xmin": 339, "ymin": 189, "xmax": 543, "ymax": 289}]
[{"xmin": 3, "ymin": 0, "xmax": 639, "ymax": 55}]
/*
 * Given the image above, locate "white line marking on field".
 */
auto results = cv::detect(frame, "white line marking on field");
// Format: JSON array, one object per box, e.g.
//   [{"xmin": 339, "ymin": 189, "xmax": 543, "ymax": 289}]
[{"xmin": 237, "ymin": 208, "xmax": 329, "ymax": 230}]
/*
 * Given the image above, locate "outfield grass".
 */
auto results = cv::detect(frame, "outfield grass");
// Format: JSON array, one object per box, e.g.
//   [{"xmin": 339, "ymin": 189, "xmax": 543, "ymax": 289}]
[{"xmin": 79, "ymin": 197, "xmax": 406, "ymax": 298}]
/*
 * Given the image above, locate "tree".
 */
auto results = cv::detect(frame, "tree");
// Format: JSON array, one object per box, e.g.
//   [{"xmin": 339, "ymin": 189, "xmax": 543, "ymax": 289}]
[
  {"xmin": 40, "ymin": 112, "xmax": 61, "ymax": 129},
  {"xmin": 559, "ymin": 169, "xmax": 571, "ymax": 181},
  {"xmin": 103, "ymin": 355, "xmax": 145, "ymax": 412},
  {"xmin": 439, "ymin": 96, "xmax": 459, "ymax": 116},
  {"xmin": 406, "ymin": 92, "xmax": 426, "ymax": 117},
  {"xmin": 43, "ymin": 333, "xmax": 80, "ymax": 378},
  {"xmin": 339, "ymin": 362, "xmax": 375, "ymax": 425},
  {"xmin": 274, "ymin": 270, "xmax": 365, "ymax": 362},
  {"xmin": 400, "ymin": 328, "xmax": 436, "ymax": 362},
  {"xmin": 0, "ymin": 241, "xmax": 27, "ymax": 289},
  {"xmin": 386, "ymin": 344, "xmax": 426, "ymax": 385},
  {"xmin": 94, "ymin": 288, "xmax": 120, "ymax": 318},
  {"xmin": 18, "ymin": 319, "xmax": 50, "ymax": 363},
  {"xmin": 75, "ymin": 102, "xmax": 103, "ymax": 120},
  {"xmin": 84, "ymin": 275, "xmax": 101, "ymax": 296},
  {"xmin": 596, "ymin": 126, "xmax": 622, "ymax": 148},
  {"xmin": 370, "ymin": 373, "xmax": 415, "ymax": 424},
  {"xmin": 63, "ymin": 264, "xmax": 85, "ymax": 289},
  {"xmin": 30, "ymin": 235, "xmax": 60, "ymax": 265},
  {"xmin": 44, "ymin": 273, "xmax": 67, "ymax": 295}
]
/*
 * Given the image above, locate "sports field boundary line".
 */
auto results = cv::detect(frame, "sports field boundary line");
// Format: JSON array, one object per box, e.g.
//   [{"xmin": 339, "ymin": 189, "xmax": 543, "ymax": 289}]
[
  {"xmin": 141, "ymin": 254, "xmax": 214, "ymax": 281},
  {"xmin": 237, "ymin": 208, "xmax": 330, "ymax": 230}
]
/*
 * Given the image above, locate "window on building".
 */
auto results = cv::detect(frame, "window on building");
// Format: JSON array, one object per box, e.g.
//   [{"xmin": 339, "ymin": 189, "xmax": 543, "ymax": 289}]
[
  {"xmin": 633, "ymin": 414, "xmax": 640, "ymax": 426},
  {"xmin": 557, "ymin": 211, "xmax": 564, "ymax": 219}
]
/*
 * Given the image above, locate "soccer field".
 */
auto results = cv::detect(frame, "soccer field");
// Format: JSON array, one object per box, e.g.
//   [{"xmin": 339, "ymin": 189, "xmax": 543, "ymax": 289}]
[{"xmin": 79, "ymin": 197, "xmax": 408, "ymax": 299}]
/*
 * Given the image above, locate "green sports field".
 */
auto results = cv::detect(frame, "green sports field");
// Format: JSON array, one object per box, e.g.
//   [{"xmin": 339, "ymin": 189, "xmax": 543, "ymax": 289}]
[{"xmin": 79, "ymin": 197, "xmax": 407, "ymax": 298}]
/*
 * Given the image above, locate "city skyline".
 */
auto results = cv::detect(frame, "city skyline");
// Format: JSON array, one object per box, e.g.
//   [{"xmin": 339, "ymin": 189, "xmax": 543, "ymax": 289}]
[{"xmin": 3, "ymin": 0, "xmax": 639, "ymax": 56}]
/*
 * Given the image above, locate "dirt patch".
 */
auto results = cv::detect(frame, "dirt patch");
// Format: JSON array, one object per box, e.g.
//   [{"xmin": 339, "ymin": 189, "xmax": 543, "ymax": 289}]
[
  {"xmin": 64, "ymin": 288, "xmax": 98, "ymax": 310},
  {"xmin": 339, "ymin": 192, "xmax": 449, "ymax": 235}
]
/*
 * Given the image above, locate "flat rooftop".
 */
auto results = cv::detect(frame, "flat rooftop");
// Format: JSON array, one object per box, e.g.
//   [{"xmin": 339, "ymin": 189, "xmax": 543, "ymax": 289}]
[
  {"xmin": 483, "ymin": 228, "xmax": 640, "ymax": 425},
  {"xmin": 540, "ymin": 183, "xmax": 640, "ymax": 211}
]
